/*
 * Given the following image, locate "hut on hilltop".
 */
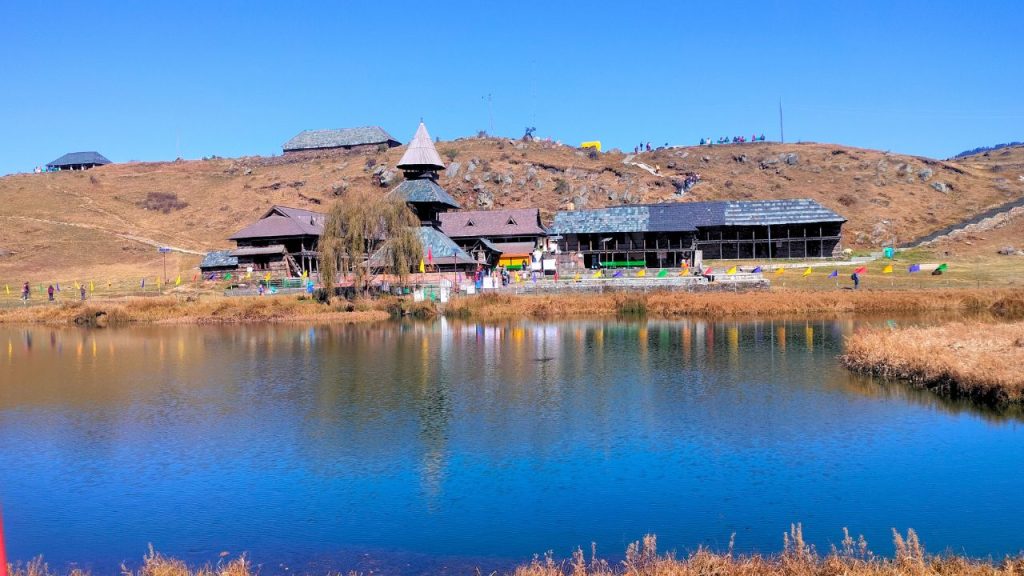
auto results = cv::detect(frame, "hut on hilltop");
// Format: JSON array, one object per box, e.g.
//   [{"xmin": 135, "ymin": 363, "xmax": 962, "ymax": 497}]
[
  {"xmin": 282, "ymin": 126, "xmax": 400, "ymax": 154},
  {"xmin": 46, "ymin": 151, "xmax": 111, "ymax": 171}
]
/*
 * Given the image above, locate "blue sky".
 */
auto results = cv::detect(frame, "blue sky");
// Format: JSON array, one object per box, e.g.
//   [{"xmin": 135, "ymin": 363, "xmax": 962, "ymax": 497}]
[{"xmin": 1, "ymin": 0, "xmax": 1021, "ymax": 175}]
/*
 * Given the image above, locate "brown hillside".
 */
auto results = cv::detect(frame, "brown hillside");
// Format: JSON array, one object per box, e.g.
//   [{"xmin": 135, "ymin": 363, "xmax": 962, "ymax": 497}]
[{"xmin": 1, "ymin": 138, "xmax": 1023, "ymax": 281}]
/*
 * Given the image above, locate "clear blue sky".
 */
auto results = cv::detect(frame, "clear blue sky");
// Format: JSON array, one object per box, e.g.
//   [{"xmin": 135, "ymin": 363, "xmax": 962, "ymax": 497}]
[{"xmin": 2, "ymin": 0, "xmax": 1022, "ymax": 175}]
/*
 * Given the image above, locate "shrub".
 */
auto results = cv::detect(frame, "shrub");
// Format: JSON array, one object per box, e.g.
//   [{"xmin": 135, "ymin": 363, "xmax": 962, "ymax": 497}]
[
  {"xmin": 444, "ymin": 148, "xmax": 459, "ymax": 162},
  {"xmin": 137, "ymin": 192, "xmax": 188, "ymax": 213}
]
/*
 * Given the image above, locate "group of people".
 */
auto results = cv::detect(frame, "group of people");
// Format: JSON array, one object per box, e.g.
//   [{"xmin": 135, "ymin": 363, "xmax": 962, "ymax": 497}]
[
  {"xmin": 701, "ymin": 135, "xmax": 767, "ymax": 145},
  {"xmin": 19, "ymin": 281, "xmax": 87, "ymax": 303},
  {"xmin": 633, "ymin": 141, "xmax": 671, "ymax": 154}
]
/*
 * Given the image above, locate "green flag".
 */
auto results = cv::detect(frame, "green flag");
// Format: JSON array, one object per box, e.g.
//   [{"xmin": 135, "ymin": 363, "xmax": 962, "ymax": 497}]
[{"xmin": 936, "ymin": 263, "xmax": 948, "ymax": 271}]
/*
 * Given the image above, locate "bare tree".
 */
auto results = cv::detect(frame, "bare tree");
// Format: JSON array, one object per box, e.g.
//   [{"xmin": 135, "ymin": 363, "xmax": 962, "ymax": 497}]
[{"xmin": 319, "ymin": 190, "xmax": 422, "ymax": 301}]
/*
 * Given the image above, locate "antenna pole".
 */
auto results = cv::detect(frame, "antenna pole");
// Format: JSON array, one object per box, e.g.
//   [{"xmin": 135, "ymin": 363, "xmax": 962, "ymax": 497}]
[{"xmin": 483, "ymin": 93, "xmax": 494, "ymax": 135}]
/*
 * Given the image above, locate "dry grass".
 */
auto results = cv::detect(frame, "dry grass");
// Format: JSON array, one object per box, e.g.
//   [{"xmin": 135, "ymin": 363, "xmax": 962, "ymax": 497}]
[
  {"xmin": 445, "ymin": 288, "xmax": 1024, "ymax": 321},
  {"xmin": 842, "ymin": 320, "xmax": 1024, "ymax": 405},
  {"xmin": 0, "ymin": 295, "xmax": 389, "ymax": 326},
  {"xmin": 9, "ymin": 527, "xmax": 1024, "ymax": 576}
]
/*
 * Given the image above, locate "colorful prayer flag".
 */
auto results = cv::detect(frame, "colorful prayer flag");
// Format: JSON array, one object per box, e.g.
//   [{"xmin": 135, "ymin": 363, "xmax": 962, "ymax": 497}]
[
  {"xmin": 752, "ymin": 266, "xmax": 762, "ymax": 273},
  {"xmin": 726, "ymin": 266, "xmax": 737, "ymax": 275},
  {"xmin": 427, "ymin": 247, "xmax": 434, "ymax": 265},
  {"xmin": 936, "ymin": 263, "xmax": 948, "ymax": 271},
  {"xmin": 774, "ymin": 267, "xmax": 785, "ymax": 276},
  {"xmin": 4, "ymin": 285, "xmax": 8, "ymax": 295},
  {"xmin": 703, "ymin": 267, "xmax": 713, "ymax": 275},
  {"xmin": 141, "ymin": 278, "xmax": 146, "ymax": 288},
  {"xmin": 828, "ymin": 270, "xmax": 838, "ymax": 278},
  {"xmin": 908, "ymin": 264, "xmax": 921, "ymax": 273},
  {"xmin": 613, "ymin": 270, "xmax": 623, "ymax": 278},
  {"xmin": 882, "ymin": 264, "xmax": 893, "ymax": 274},
  {"xmin": 593, "ymin": 270, "xmax": 603, "ymax": 278},
  {"xmin": 89, "ymin": 281, "xmax": 94, "ymax": 292},
  {"xmin": 175, "ymin": 275, "xmax": 182, "ymax": 286},
  {"xmin": 854, "ymin": 266, "xmax": 867, "ymax": 274},
  {"xmin": 802, "ymin": 267, "xmax": 813, "ymax": 277},
  {"xmin": 419, "ymin": 259, "xmax": 425, "ymax": 273},
  {"xmin": 636, "ymin": 269, "xmax": 646, "ymax": 277},
  {"xmin": 657, "ymin": 269, "xmax": 668, "ymax": 278},
  {"xmin": 56, "ymin": 282, "xmax": 61, "ymax": 292}
]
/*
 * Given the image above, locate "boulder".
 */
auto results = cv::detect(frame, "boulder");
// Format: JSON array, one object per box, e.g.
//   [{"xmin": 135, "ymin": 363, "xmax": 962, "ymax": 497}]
[
  {"xmin": 378, "ymin": 168, "xmax": 399, "ymax": 187},
  {"xmin": 447, "ymin": 161, "xmax": 461, "ymax": 178},
  {"xmin": 918, "ymin": 167, "xmax": 934, "ymax": 182},
  {"xmin": 931, "ymin": 181, "xmax": 950, "ymax": 193},
  {"xmin": 998, "ymin": 246, "xmax": 1016, "ymax": 255},
  {"xmin": 780, "ymin": 152, "xmax": 799, "ymax": 165}
]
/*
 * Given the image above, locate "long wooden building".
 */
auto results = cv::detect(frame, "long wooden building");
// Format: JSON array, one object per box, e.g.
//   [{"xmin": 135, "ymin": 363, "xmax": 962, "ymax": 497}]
[{"xmin": 552, "ymin": 199, "xmax": 845, "ymax": 269}]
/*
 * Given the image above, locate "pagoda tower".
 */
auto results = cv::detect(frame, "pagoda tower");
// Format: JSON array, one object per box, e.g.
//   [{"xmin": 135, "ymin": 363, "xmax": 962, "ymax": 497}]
[{"xmin": 390, "ymin": 122, "xmax": 461, "ymax": 226}]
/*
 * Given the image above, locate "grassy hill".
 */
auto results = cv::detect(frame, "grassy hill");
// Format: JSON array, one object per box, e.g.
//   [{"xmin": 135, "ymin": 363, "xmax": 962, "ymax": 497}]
[{"xmin": 1, "ymin": 138, "xmax": 1023, "ymax": 284}]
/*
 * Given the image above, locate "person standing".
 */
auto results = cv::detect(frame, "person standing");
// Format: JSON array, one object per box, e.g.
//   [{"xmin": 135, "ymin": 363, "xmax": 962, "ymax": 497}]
[
  {"xmin": 851, "ymin": 272, "xmax": 860, "ymax": 289},
  {"xmin": 47, "ymin": 284, "xmax": 55, "ymax": 301},
  {"xmin": 80, "ymin": 284, "xmax": 87, "ymax": 301},
  {"xmin": 22, "ymin": 281, "xmax": 30, "ymax": 302}
]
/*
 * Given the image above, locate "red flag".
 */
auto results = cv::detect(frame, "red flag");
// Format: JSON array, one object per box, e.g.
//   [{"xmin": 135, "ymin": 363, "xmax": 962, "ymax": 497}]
[
  {"xmin": 0, "ymin": 504, "xmax": 8, "ymax": 576},
  {"xmin": 703, "ymin": 267, "xmax": 713, "ymax": 275},
  {"xmin": 427, "ymin": 247, "xmax": 433, "ymax": 265},
  {"xmin": 854, "ymin": 266, "xmax": 867, "ymax": 274}
]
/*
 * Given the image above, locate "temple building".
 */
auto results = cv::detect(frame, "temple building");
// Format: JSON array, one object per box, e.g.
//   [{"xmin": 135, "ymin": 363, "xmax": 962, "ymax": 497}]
[
  {"xmin": 282, "ymin": 126, "xmax": 400, "ymax": 154},
  {"xmin": 377, "ymin": 122, "xmax": 477, "ymax": 271}
]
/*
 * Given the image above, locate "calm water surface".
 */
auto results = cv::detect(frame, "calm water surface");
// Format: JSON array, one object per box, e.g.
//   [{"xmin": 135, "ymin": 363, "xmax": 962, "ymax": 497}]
[{"xmin": 0, "ymin": 317, "xmax": 1022, "ymax": 573}]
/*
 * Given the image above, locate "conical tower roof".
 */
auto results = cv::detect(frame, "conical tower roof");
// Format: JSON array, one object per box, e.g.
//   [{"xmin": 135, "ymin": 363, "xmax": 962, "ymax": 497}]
[{"xmin": 397, "ymin": 122, "xmax": 445, "ymax": 172}]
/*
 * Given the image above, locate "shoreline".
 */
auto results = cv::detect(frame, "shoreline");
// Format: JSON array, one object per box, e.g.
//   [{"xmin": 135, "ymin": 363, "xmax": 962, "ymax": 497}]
[
  {"xmin": 2, "ymin": 287, "xmax": 1023, "ymax": 326},
  {"xmin": 841, "ymin": 320, "xmax": 1024, "ymax": 406},
  {"xmin": 9, "ymin": 528, "xmax": 1024, "ymax": 576}
]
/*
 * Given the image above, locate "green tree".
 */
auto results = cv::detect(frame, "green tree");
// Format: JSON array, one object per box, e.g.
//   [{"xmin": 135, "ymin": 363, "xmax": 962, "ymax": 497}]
[{"xmin": 319, "ymin": 190, "xmax": 422, "ymax": 300}]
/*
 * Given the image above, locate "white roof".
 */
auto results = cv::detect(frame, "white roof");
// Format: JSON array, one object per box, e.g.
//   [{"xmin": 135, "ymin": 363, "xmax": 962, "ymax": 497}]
[{"xmin": 397, "ymin": 122, "xmax": 445, "ymax": 170}]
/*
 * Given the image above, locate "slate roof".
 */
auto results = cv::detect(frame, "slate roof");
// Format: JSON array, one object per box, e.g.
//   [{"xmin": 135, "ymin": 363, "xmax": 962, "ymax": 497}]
[
  {"xmin": 389, "ymin": 178, "xmax": 461, "ymax": 209},
  {"xmin": 552, "ymin": 199, "xmax": 844, "ymax": 235},
  {"xmin": 439, "ymin": 208, "xmax": 546, "ymax": 238},
  {"xmin": 723, "ymin": 199, "xmax": 845, "ymax": 225},
  {"xmin": 229, "ymin": 205, "xmax": 325, "ymax": 241},
  {"xmin": 47, "ymin": 151, "xmax": 111, "ymax": 168},
  {"xmin": 199, "ymin": 250, "xmax": 238, "ymax": 270},
  {"xmin": 417, "ymin": 226, "xmax": 476, "ymax": 264},
  {"xmin": 282, "ymin": 126, "xmax": 399, "ymax": 152},
  {"xmin": 397, "ymin": 122, "xmax": 445, "ymax": 171},
  {"xmin": 368, "ymin": 225, "xmax": 476, "ymax": 266}
]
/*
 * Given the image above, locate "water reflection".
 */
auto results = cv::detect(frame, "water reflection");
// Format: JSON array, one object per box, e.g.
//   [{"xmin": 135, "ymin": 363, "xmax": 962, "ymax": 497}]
[{"xmin": 0, "ymin": 316, "xmax": 1022, "ymax": 573}]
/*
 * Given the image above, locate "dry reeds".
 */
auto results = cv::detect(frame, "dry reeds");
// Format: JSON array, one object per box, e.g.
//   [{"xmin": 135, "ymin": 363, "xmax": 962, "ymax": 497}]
[
  {"xmin": 9, "ymin": 528, "xmax": 1024, "ymax": 576},
  {"xmin": 446, "ymin": 288, "xmax": 1024, "ymax": 321},
  {"xmin": 842, "ymin": 320, "xmax": 1024, "ymax": 405},
  {"xmin": 0, "ymin": 295, "xmax": 389, "ymax": 326}
]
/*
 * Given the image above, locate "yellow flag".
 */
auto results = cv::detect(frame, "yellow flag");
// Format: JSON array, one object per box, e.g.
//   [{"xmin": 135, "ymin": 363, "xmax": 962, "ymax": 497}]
[
  {"xmin": 419, "ymin": 259, "xmax": 425, "ymax": 273},
  {"xmin": 4, "ymin": 285, "xmax": 8, "ymax": 295},
  {"xmin": 637, "ymin": 269, "xmax": 646, "ymax": 277},
  {"xmin": 802, "ymin": 267, "xmax": 813, "ymax": 277},
  {"xmin": 75, "ymin": 281, "xmax": 80, "ymax": 290},
  {"xmin": 175, "ymin": 275, "xmax": 181, "ymax": 286},
  {"xmin": 775, "ymin": 267, "xmax": 785, "ymax": 275},
  {"xmin": 882, "ymin": 264, "xmax": 893, "ymax": 274},
  {"xmin": 573, "ymin": 273, "xmax": 581, "ymax": 282},
  {"xmin": 594, "ymin": 270, "xmax": 603, "ymax": 278},
  {"xmin": 90, "ymin": 281, "xmax": 94, "ymax": 292},
  {"xmin": 727, "ymin": 265, "xmax": 737, "ymax": 275}
]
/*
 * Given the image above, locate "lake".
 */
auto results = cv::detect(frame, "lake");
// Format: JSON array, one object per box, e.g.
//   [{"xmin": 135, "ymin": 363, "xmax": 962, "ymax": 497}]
[{"xmin": 1, "ymin": 318, "xmax": 1022, "ymax": 574}]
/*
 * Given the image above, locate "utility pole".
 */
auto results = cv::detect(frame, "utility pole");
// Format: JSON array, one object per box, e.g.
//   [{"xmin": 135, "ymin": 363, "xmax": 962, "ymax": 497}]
[
  {"xmin": 778, "ymin": 98, "xmax": 785, "ymax": 144},
  {"xmin": 482, "ymin": 93, "xmax": 493, "ymax": 135}
]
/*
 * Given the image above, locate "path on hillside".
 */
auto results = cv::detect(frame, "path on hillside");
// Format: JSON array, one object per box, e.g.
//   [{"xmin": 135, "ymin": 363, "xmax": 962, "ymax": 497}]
[
  {"xmin": 2, "ymin": 215, "xmax": 206, "ymax": 255},
  {"xmin": 902, "ymin": 194, "xmax": 1024, "ymax": 248}
]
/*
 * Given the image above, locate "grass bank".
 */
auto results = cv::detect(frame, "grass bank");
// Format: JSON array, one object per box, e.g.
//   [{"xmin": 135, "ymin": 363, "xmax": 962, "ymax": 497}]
[
  {"xmin": 841, "ymin": 320, "xmax": 1024, "ymax": 406},
  {"xmin": 9, "ymin": 527, "xmax": 1024, "ymax": 576},
  {"xmin": 445, "ymin": 288, "xmax": 1024, "ymax": 320},
  {"xmin": 0, "ymin": 295, "xmax": 389, "ymax": 326}
]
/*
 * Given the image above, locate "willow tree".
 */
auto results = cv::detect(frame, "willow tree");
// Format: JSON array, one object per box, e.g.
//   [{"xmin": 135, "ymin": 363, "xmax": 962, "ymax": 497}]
[{"xmin": 319, "ymin": 190, "xmax": 422, "ymax": 300}]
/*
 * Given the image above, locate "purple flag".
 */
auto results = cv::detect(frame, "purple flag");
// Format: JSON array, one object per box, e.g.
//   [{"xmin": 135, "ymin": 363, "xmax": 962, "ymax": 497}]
[
  {"xmin": 141, "ymin": 278, "xmax": 146, "ymax": 288},
  {"xmin": 752, "ymin": 266, "xmax": 762, "ymax": 273},
  {"xmin": 908, "ymin": 263, "xmax": 921, "ymax": 273},
  {"xmin": 828, "ymin": 270, "xmax": 838, "ymax": 278},
  {"xmin": 613, "ymin": 270, "xmax": 623, "ymax": 278}
]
